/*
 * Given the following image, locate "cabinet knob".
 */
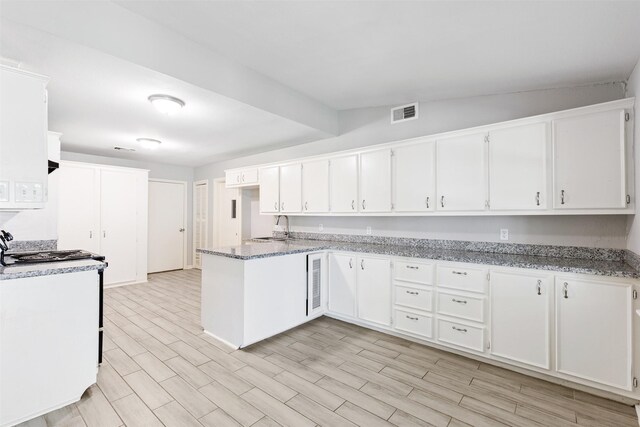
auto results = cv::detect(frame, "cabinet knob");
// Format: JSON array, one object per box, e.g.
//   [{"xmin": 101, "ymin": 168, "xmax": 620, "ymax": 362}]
[
  {"xmin": 304, "ymin": 201, "xmax": 308, "ymax": 211},
  {"xmin": 561, "ymin": 190, "xmax": 565, "ymax": 205},
  {"xmin": 536, "ymin": 192, "xmax": 540, "ymax": 206},
  {"xmin": 281, "ymin": 202, "xmax": 285, "ymax": 211},
  {"xmin": 349, "ymin": 258, "xmax": 353, "ymax": 269},
  {"xmin": 241, "ymin": 174, "xmax": 245, "ymax": 182},
  {"xmin": 274, "ymin": 201, "xmax": 278, "ymax": 211},
  {"xmin": 441, "ymin": 196, "xmax": 445, "ymax": 208},
  {"xmin": 360, "ymin": 259, "xmax": 364, "ymax": 270},
  {"xmin": 89, "ymin": 231, "xmax": 93, "ymax": 239},
  {"xmin": 425, "ymin": 197, "xmax": 430, "ymax": 209},
  {"xmin": 351, "ymin": 200, "xmax": 355, "ymax": 210},
  {"xmin": 362, "ymin": 200, "xmax": 366, "ymax": 210}
]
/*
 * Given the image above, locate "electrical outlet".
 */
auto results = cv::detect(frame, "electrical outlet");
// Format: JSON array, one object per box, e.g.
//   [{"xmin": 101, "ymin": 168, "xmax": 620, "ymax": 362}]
[
  {"xmin": 319, "ymin": 224, "xmax": 324, "ymax": 232},
  {"xmin": 366, "ymin": 226, "xmax": 372, "ymax": 235},
  {"xmin": 500, "ymin": 229, "xmax": 509, "ymax": 241}
]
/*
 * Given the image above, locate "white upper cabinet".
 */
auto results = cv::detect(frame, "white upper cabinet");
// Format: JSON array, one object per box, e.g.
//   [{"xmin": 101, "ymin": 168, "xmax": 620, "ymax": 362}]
[
  {"xmin": 279, "ymin": 163, "xmax": 302, "ymax": 213},
  {"xmin": 436, "ymin": 133, "xmax": 487, "ymax": 211},
  {"xmin": 393, "ymin": 141, "xmax": 436, "ymax": 212},
  {"xmin": 226, "ymin": 168, "xmax": 258, "ymax": 187},
  {"xmin": 490, "ymin": 270, "xmax": 551, "ymax": 369},
  {"xmin": 259, "ymin": 166, "xmax": 280, "ymax": 213},
  {"xmin": 360, "ymin": 149, "xmax": 392, "ymax": 212},
  {"xmin": 330, "ymin": 154, "xmax": 359, "ymax": 213},
  {"xmin": 553, "ymin": 109, "xmax": 626, "ymax": 209},
  {"xmin": 302, "ymin": 159, "xmax": 329, "ymax": 213},
  {"xmin": 0, "ymin": 66, "xmax": 49, "ymax": 209},
  {"xmin": 489, "ymin": 123, "xmax": 547, "ymax": 210},
  {"xmin": 555, "ymin": 278, "xmax": 632, "ymax": 390}
]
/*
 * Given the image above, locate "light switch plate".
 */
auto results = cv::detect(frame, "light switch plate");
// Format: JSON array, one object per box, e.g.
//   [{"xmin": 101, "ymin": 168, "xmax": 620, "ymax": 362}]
[
  {"xmin": 0, "ymin": 181, "xmax": 8, "ymax": 202},
  {"xmin": 500, "ymin": 229, "xmax": 509, "ymax": 241}
]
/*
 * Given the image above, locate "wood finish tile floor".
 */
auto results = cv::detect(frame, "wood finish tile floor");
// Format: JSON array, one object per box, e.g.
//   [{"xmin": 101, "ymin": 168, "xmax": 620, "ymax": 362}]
[{"xmin": 18, "ymin": 269, "xmax": 638, "ymax": 427}]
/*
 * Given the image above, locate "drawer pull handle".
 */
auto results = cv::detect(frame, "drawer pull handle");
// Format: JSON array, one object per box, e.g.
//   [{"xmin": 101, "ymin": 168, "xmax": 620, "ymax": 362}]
[
  {"xmin": 351, "ymin": 200, "xmax": 355, "ymax": 210},
  {"xmin": 452, "ymin": 326, "xmax": 467, "ymax": 333},
  {"xmin": 452, "ymin": 271, "xmax": 468, "ymax": 276},
  {"xmin": 537, "ymin": 279, "xmax": 542, "ymax": 295},
  {"xmin": 563, "ymin": 282, "xmax": 568, "ymax": 299},
  {"xmin": 349, "ymin": 258, "xmax": 353, "ymax": 269},
  {"xmin": 406, "ymin": 265, "xmax": 419, "ymax": 270},
  {"xmin": 361, "ymin": 259, "xmax": 364, "ymax": 270},
  {"xmin": 406, "ymin": 290, "xmax": 419, "ymax": 295},
  {"xmin": 451, "ymin": 298, "xmax": 467, "ymax": 304},
  {"xmin": 406, "ymin": 315, "xmax": 419, "ymax": 321}
]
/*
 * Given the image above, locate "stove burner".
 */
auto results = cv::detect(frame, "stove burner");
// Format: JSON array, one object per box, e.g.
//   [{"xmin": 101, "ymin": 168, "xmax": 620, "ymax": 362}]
[{"xmin": 9, "ymin": 250, "xmax": 93, "ymax": 264}]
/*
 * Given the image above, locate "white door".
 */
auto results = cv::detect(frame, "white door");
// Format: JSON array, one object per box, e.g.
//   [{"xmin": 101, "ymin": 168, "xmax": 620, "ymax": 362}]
[
  {"xmin": 357, "ymin": 256, "xmax": 391, "ymax": 326},
  {"xmin": 216, "ymin": 180, "xmax": 241, "ymax": 247},
  {"xmin": 148, "ymin": 181, "xmax": 185, "ymax": 273},
  {"xmin": 394, "ymin": 141, "xmax": 435, "ymax": 212},
  {"xmin": 489, "ymin": 123, "xmax": 547, "ymax": 210},
  {"xmin": 259, "ymin": 166, "xmax": 280, "ymax": 213},
  {"xmin": 553, "ymin": 109, "xmax": 626, "ymax": 209},
  {"xmin": 57, "ymin": 164, "xmax": 100, "ymax": 253},
  {"xmin": 555, "ymin": 278, "xmax": 632, "ymax": 390},
  {"xmin": 193, "ymin": 181, "xmax": 208, "ymax": 268},
  {"xmin": 436, "ymin": 133, "xmax": 487, "ymax": 211},
  {"xmin": 328, "ymin": 253, "xmax": 357, "ymax": 317},
  {"xmin": 280, "ymin": 163, "xmax": 302, "ymax": 213},
  {"xmin": 100, "ymin": 169, "xmax": 138, "ymax": 285},
  {"xmin": 360, "ymin": 149, "xmax": 391, "ymax": 212},
  {"xmin": 302, "ymin": 159, "xmax": 329, "ymax": 213},
  {"xmin": 330, "ymin": 155, "xmax": 359, "ymax": 213},
  {"xmin": 490, "ymin": 271, "xmax": 551, "ymax": 369}
]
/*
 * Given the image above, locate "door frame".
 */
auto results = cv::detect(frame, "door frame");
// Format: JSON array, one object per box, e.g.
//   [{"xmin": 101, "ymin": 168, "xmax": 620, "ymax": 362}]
[
  {"xmin": 213, "ymin": 177, "xmax": 243, "ymax": 247},
  {"xmin": 148, "ymin": 178, "xmax": 188, "ymax": 271},
  {"xmin": 193, "ymin": 179, "xmax": 209, "ymax": 268}
]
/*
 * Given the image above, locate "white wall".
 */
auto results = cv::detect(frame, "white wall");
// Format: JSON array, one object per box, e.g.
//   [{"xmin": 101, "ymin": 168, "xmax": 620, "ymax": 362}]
[
  {"xmin": 626, "ymin": 57, "xmax": 640, "ymax": 254},
  {"xmin": 61, "ymin": 151, "xmax": 196, "ymax": 265},
  {"xmin": 196, "ymin": 82, "xmax": 630, "ymax": 249}
]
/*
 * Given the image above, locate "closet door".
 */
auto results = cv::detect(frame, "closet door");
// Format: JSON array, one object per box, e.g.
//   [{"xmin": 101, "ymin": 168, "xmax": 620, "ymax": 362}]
[
  {"xmin": 57, "ymin": 164, "xmax": 101, "ymax": 253},
  {"xmin": 100, "ymin": 169, "xmax": 138, "ymax": 285}
]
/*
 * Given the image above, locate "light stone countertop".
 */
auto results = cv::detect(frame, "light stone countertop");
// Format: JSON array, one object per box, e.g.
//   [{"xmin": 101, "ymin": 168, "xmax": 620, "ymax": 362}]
[
  {"xmin": 0, "ymin": 259, "xmax": 106, "ymax": 281},
  {"xmin": 197, "ymin": 239, "xmax": 640, "ymax": 279}
]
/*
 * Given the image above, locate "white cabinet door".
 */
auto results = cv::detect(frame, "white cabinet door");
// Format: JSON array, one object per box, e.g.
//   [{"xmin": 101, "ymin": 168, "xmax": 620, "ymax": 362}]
[
  {"xmin": 489, "ymin": 123, "xmax": 547, "ymax": 210},
  {"xmin": 330, "ymin": 155, "xmax": 359, "ymax": 213},
  {"xmin": 302, "ymin": 159, "xmax": 329, "ymax": 213},
  {"xmin": 259, "ymin": 166, "xmax": 280, "ymax": 213},
  {"xmin": 328, "ymin": 253, "xmax": 357, "ymax": 317},
  {"xmin": 360, "ymin": 149, "xmax": 391, "ymax": 212},
  {"xmin": 394, "ymin": 141, "xmax": 435, "ymax": 212},
  {"xmin": 553, "ymin": 109, "xmax": 626, "ymax": 209},
  {"xmin": 436, "ymin": 134, "xmax": 487, "ymax": 211},
  {"xmin": 100, "ymin": 169, "xmax": 138, "ymax": 285},
  {"xmin": 555, "ymin": 278, "xmax": 632, "ymax": 390},
  {"xmin": 57, "ymin": 164, "xmax": 101, "ymax": 253},
  {"xmin": 490, "ymin": 271, "xmax": 551, "ymax": 369},
  {"xmin": 280, "ymin": 163, "xmax": 302, "ymax": 213},
  {"xmin": 357, "ymin": 256, "xmax": 391, "ymax": 326}
]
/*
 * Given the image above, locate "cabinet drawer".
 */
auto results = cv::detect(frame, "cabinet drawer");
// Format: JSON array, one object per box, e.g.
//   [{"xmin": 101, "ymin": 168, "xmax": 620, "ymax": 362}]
[
  {"xmin": 395, "ymin": 309, "xmax": 433, "ymax": 339},
  {"xmin": 437, "ymin": 319, "xmax": 484, "ymax": 352},
  {"xmin": 395, "ymin": 285, "xmax": 433, "ymax": 312},
  {"xmin": 436, "ymin": 291, "xmax": 484, "ymax": 322},
  {"xmin": 394, "ymin": 261, "xmax": 433, "ymax": 284},
  {"xmin": 437, "ymin": 265, "xmax": 487, "ymax": 293}
]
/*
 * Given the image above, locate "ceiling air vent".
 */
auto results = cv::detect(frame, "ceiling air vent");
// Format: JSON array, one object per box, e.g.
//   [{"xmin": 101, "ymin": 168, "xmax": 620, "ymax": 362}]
[
  {"xmin": 114, "ymin": 146, "xmax": 136, "ymax": 152},
  {"xmin": 391, "ymin": 102, "xmax": 418, "ymax": 124}
]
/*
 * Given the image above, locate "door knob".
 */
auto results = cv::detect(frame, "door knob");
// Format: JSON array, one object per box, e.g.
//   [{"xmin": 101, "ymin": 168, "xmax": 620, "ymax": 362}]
[{"xmin": 179, "ymin": 228, "xmax": 185, "ymax": 232}]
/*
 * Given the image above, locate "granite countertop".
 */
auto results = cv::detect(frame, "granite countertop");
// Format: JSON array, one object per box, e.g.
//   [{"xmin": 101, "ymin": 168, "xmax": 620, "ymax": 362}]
[
  {"xmin": 0, "ymin": 259, "xmax": 107, "ymax": 281},
  {"xmin": 198, "ymin": 239, "xmax": 640, "ymax": 279}
]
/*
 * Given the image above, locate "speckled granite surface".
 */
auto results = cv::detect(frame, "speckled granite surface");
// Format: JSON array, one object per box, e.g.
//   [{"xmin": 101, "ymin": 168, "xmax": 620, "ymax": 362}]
[
  {"xmin": 7, "ymin": 239, "xmax": 57, "ymax": 252},
  {"xmin": 198, "ymin": 238, "xmax": 640, "ymax": 279},
  {"xmin": 0, "ymin": 259, "xmax": 106, "ymax": 281}
]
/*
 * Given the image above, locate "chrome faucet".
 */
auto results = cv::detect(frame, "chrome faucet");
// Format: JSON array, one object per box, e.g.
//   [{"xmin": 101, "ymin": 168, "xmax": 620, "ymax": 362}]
[{"xmin": 275, "ymin": 215, "xmax": 290, "ymax": 240}]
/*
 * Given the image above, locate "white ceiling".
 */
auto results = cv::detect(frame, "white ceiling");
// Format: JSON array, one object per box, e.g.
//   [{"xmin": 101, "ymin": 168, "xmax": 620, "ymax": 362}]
[
  {"xmin": 1, "ymin": 1, "xmax": 639, "ymax": 166},
  {"xmin": 117, "ymin": 0, "xmax": 640, "ymax": 110},
  {"xmin": 0, "ymin": 19, "xmax": 326, "ymax": 166}
]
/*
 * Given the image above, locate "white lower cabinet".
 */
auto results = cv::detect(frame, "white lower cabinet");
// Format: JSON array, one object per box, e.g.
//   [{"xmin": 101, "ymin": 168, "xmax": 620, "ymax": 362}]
[
  {"xmin": 326, "ymin": 253, "xmax": 637, "ymax": 396},
  {"xmin": 555, "ymin": 277, "xmax": 633, "ymax": 390},
  {"xmin": 490, "ymin": 270, "xmax": 551, "ymax": 369},
  {"xmin": 328, "ymin": 253, "xmax": 357, "ymax": 318},
  {"xmin": 357, "ymin": 256, "xmax": 391, "ymax": 326}
]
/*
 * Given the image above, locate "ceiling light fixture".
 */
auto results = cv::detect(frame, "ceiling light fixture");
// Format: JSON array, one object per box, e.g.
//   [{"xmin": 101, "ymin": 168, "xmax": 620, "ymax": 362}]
[
  {"xmin": 136, "ymin": 138, "xmax": 162, "ymax": 150},
  {"xmin": 148, "ymin": 94, "xmax": 185, "ymax": 115}
]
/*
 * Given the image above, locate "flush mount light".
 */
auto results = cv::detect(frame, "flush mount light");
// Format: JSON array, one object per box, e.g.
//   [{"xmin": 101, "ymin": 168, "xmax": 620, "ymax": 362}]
[
  {"xmin": 136, "ymin": 138, "xmax": 162, "ymax": 150},
  {"xmin": 148, "ymin": 94, "xmax": 185, "ymax": 115}
]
